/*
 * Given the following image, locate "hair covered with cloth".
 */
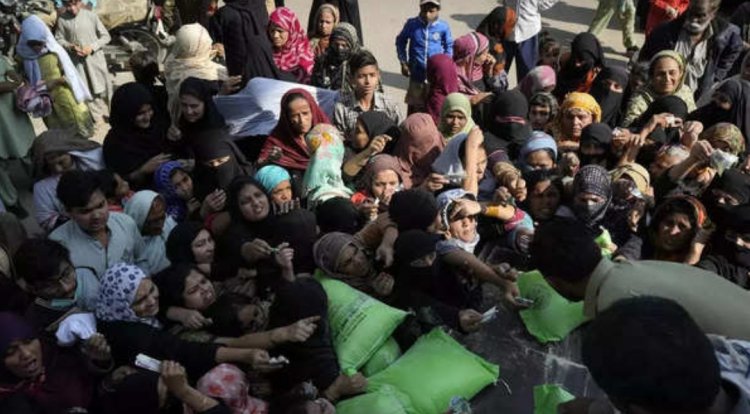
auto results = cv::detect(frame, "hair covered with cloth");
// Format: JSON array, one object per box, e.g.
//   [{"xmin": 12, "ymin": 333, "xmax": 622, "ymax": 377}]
[
  {"xmin": 439, "ymin": 93, "xmax": 476, "ymax": 140},
  {"xmin": 269, "ymin": 7, "xmax": 315, "ymax": 83},
  {"xmin": 95, "ymin": 263, "xmax": 162, "ymax": 328},
  {"xmin": 393, "ymin": 113, "xmax": 446, "ymax": 188}
]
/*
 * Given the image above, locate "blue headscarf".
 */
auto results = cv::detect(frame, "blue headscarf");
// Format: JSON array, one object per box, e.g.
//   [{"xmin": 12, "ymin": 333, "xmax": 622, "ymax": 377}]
[
  {"xmin": 518, "ymin": 131, "xmax": 557, "ymax": 172},
  {"xmin": 154, "ymin": 161, "xmax": 188, "ymax": 222},
  {"xmin": 255, "ymin": 165, "xmax": 292, "ymax": 194},
  {"xmin": 95, "ymin": 263, "xmax": 162, "ymax": 328}
]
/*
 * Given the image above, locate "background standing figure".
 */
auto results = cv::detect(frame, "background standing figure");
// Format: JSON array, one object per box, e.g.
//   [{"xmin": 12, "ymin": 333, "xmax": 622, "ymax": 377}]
[{"xmin": 55, "ymin": 0, "xmax": 112, "ymax": 128}]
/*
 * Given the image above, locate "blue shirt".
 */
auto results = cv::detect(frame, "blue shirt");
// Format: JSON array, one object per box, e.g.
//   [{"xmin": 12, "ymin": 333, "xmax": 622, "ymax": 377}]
[
  {"xmin": 395, "ymin": 17, "xmax": 453, "ymax": 83},
  {"xmin": 49, "ymin": 212, "xmax": 147, "ymax": 279}
]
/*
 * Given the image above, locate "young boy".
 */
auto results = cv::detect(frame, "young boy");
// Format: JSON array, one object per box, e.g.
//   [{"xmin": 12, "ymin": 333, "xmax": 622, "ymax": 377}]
[
  {"xmin": 55, "ymin": 0, "xmax": 112, "ymax": 127},
  {"xmin": 395, "ymin": 0, "xmax": 453, "ymax": 113}
]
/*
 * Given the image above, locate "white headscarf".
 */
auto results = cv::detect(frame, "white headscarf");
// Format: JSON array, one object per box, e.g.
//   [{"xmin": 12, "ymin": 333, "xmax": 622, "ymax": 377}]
[
  {"xmin": 124, "ymin": 190, "xmax": 175, "ymax": 274},
  {"xmin": 16, "ymin": 15, "xmax": 92, "ymax": 103}
]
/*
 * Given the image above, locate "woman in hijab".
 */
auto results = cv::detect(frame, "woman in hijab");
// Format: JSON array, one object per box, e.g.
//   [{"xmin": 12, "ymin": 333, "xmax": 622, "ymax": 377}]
[
  {"xmin": 425, "ymin": 54, "xmax": 460, "ymax": 125},
  {"xmin": 178, "ymin": 78, "xmax": 252, "ymax": 199},
  {"xmin": 268, "ymin": 7, "xmax": 315, "ymax": 84},
  {"xmin": 688, "ymin": 78, "xmax": 750, "ymax": 146},
  {"xmin": 698, "ymin": 204, "xmax": 750, "ymax": 288},
  {"xmin": 646, "ymin": 195, "xmax": 711, "ymax": 264},
  {"xmin": 558, "ymin": 164, "xmax": 613, "ymax": 239},
  {"xmin": 31, "ymin": 129, "xmax": 103, "ymax": 232},
  {"xmin": 213, "ymin": 0, "xmax": 281, "ymax": 87},
  {"xmin": 350, "ymin": 155, "xmax": 403, "ymax": 220},
  {"xmin": 580, "ymin": 123, "xmax": 616, "ymax": 168},
  {"xmin": 342, "ymin": 110, "xmax": 400, "ymax": 182},
  {"xmin": 166, "ymin": 222, "xmax": 241, "ymax": 284},
  {"xmin": 516, "ymin": 65, "xmax": 556, "ymax": 99},
  {"xmin": 475, "ymin": 6, "xmax": 516, "ymax": 92},
  {"xmin": 630, "ymin": 95, "xmax": 689, "ymax": 138},
  {"xmin": 124, "ymin": 190, "xmax": 177, "ymax": 274},
  {"xmin": 302, "ymin": 124, "xmax": 353, "ymax": 207},
  {"xmin": 307, "ymin": 0, "xmax": 363, "ymax": 44},
  {"xmin": 308, "ymin": 3, "xmax": 340, "ymax": 57},
  {"xmin": 589, "ymin": 66, "xmax": 629, "ymax": 128},
  {"xmin": 221, "ymin": 177, "xmax": 317, "ymax": 290},
  {"xmin": 0, "ymin": 312, "xmax": 111, "ymax": 413},
  {"xmin": 154, "ymin": 161, "xmax": 195, "ymax": 222},
  {"xmin": 16, "ymin": 15, "xmax": 93, "ymax": 137},
  {"xmin": 622, "ymin": 50, "xmax": 696, "ymax": 127},
  {"xmin": 553, "ymin": 32, "xmax": 606, "ymax": 100},
  {"xmin": 701, "ymin": 168, "xmax": 750, "ymax": 228},
  {"xmin": 553, "ymin": 92, "xmax": 602, "ymax": 152},
  {"xmin": 518, "ymin": 131, "xmax": 558, "ymax": 173},
  {"xmin": 164, "ymin": 24, "xmax": 228, "ymax": 124},
  {"xmin": 528, "ymin": 91, "xmax": 559, "ymax": 132},
  {"xmin": 439, "ymin": 93, "xmax": 478, "ymax": 141},
  {"xmin": 485, "ymin": 89, "xmax": 532, "ymax": 159},
  {"xmin": 311, "ymin": 22, "xmax": 361, "ymax": 91},
  {"xmin": 393, "ymin": 113, "xmax": 446, "ymax": 189},
  {"xmin": 96, "ymin": 263, "xmax": 273, "ymax": 380},
  {"xmin": 103, "ymin": 83, "xmax": 172, "ymax": 189},
  {"xmin": 259, "ymin": 88, "xmax": 330, "ymax": 177},
  {"xmin": 255, "ymin": 164, "xmax": 295, "ymax": 207},
  {"xmin": 452, "ymin": 32, "xmax": 495, "ymax": 105}
]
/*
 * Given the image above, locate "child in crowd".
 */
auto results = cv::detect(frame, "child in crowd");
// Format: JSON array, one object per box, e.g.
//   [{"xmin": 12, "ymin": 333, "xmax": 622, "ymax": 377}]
[{"xmin": 395, "ymin": 0, "xmax": 453, "ymax": 113}]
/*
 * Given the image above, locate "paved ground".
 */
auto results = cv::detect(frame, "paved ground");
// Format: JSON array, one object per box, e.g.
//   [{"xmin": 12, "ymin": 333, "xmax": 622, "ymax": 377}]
[{"xmin": 12, "ymin": 2, "xmax": 644, "ymax": 410}]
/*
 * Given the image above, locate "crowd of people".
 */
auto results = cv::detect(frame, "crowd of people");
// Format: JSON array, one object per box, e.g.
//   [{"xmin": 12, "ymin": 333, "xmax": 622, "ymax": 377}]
[{"xmin": 1, "ymin": 0, "xmax": 750, "ymax": 412}]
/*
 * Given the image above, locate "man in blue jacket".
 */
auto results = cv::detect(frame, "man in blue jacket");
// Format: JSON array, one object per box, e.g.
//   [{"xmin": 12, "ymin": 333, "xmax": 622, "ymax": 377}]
[{"xmin": 395, "ymin": 0, "xmax": 453, "ymax": 113}]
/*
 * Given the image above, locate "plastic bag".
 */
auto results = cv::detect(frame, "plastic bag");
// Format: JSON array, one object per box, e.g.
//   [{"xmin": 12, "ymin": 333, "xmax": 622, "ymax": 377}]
[
  {"xmin": 517, "ymin": 271, "xmax": 588, "ymax": 343},
  {"xmin": 317, "ymin": 275, "xmax": 407, "ymax": 372},
  {"xmin": 368, "ymin": 328, "xmax": 499, "ymax": 414},
  {"xmin": 362, "ymin": 337, "xmax": 401, "ymax": 377},
  {"xmin": 534, "ymin": 384, "xmax": 575, "ymax": 414},
  {"xmin": 336, "ymin": 385, "xmax": 411, "ymax": 414}
]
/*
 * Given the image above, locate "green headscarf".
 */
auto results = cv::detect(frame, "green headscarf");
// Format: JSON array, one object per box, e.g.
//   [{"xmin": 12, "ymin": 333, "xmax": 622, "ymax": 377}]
[
  {"xmin": 649, "ymin": 50, "xmax": 688, "ymax": 94},
  {"xmin": 439, "ymin": 93, "xmax": 476, "ymax": 140}
]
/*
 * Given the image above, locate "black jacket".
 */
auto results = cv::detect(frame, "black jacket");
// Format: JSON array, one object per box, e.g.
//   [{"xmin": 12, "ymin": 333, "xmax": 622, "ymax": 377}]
[{"xmin": 640, "ymin": 15, "xmax": 743, "ymax": 102}]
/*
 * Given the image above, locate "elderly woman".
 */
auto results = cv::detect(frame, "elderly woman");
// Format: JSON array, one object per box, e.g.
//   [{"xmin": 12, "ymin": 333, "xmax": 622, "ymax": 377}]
[
  {"xmin": 268, "ymin": 7, "xmax": 315, "ymax": 83},
  {"xmin": 622, "ymin": 50, "xmax": 696, "ymax": 127},
  {"xmin": 308, "ymin": 3, "xmax": 339, "ymax": 57},
  {"xmin": 553, "ymin": 92, "xmax": 602, "ymax": 152},
  {"xmin": 311, "ymin": 22, "xmax": 361, "ymax": 91},
  {"xmin": 16, "ymin": 15, "xmax": 93, "ymax": 137},
  {"xmin": 528, "ymin": 91, "xmax": 558, "ymax": 132},
  {"xmin": 350, "ymin": 155, "xmax": 403, "ymax": 220},
  {"xmin": 0, "ymin": 312, "xmax": 112, "ymax": 413}
]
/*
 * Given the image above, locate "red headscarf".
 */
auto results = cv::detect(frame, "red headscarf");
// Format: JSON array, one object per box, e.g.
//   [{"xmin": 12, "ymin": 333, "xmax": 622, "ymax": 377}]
[
  {"xmin": 261, "ymin": 88, "xmax": 330, "ymax": 171},
  {"xmin": 269, "ymin": 7, "xmax": 315, "ymax": 83},
  {"xmin": 426, "ymin": 54, "xmax": 460, "ymax": 125},
  {"xmin": 394, "ymin": 113, "xmax": 446, "ymax": 188}
]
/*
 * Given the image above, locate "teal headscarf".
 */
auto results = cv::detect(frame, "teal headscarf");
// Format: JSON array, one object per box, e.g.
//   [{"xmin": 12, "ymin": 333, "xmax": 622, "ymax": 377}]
[
  {"xmin": 302, "ymin": 124, "xmax": 352, "ymax": 207},
  {"xmin": 255, "ymin": 165, "xmax": 292, "ymax": 193}
]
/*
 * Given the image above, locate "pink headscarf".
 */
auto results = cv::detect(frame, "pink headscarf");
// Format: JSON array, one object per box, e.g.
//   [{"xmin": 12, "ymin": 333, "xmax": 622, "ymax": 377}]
[
  {"xmin": 197, "ymin": 364, "xmax": 268, "ymax": 414},
  {"xmin": 518, "ymin": 65, "xmax": 557, "ymax": 99},
  {"xmin": 269, "ymin": 7, "xmax": 315, "ymax": 83},
  {"xmin": 394, "ymin": 113, "xmax": 446, "ymax": 188},
  {"xmin": 453, "ymin": 32, "xmax": 490, "ymax": 95},
  {"xmin": 426, "ymin": 54, "xmax": 460, "ymax": 125}
]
